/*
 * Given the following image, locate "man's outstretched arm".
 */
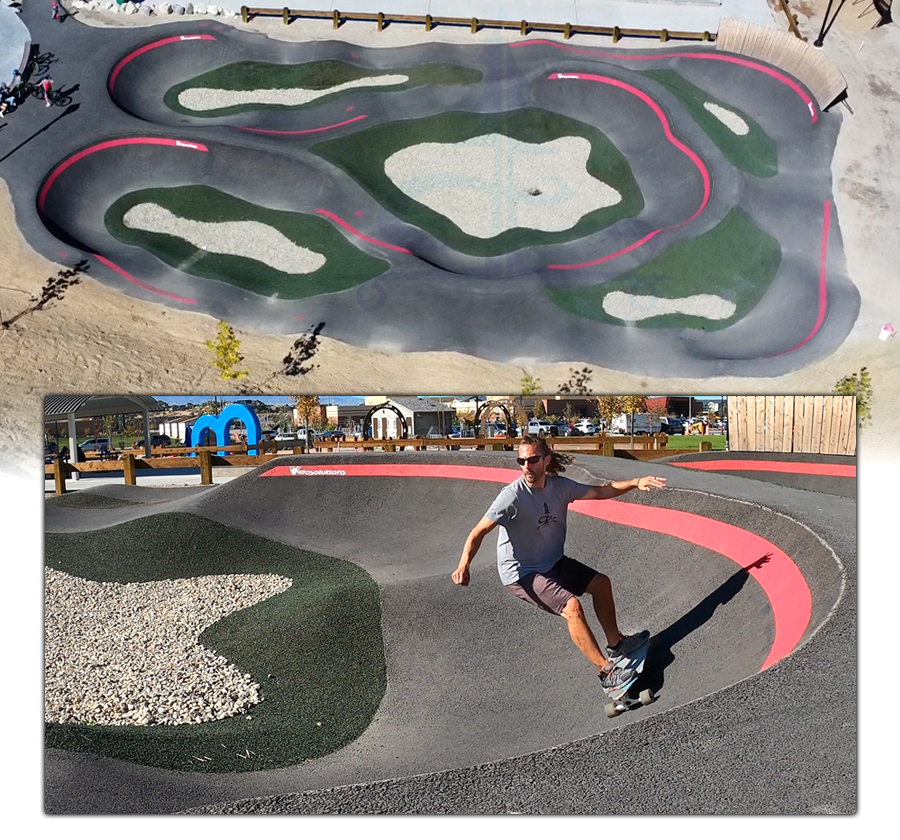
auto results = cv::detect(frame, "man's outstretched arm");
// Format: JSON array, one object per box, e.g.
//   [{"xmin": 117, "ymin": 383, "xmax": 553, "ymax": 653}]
[
  {"xmin": 580, "ymin": 475, "xmax": 667, "ymax": 501},
  {"xmin": 452, "ymin": 516, "xmax": 497, "ymax": 586}
]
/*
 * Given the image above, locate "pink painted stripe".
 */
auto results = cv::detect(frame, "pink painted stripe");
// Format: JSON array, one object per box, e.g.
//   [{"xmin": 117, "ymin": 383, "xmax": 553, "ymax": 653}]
[
  {"xmin": 260, "ymin": 462, "xmax": 812, "ymax": 668},
  {"xmin": 92, "ymin": 253, "xmax": 198, "ymax": 304},
  {"xmin": 571, "ymin": 499, "xmax": 811, "ymax": 669},
  {"xmin": 546, "ymin": 72, "xmax": 711, "ymax": 270},
  {"xmin": 234, "ymin": 115, "xmax": 368, "ymax": 135},
  {"xmin": 38, "ymin": 137, "xmax": 209, "ymax": 213},
  {"xmin": 108, "ymin": 35, "xmax": 217, "ymax": 94},
  {"xmin": 771, "ymin": 199, "xmax": 831, "ymax": 356},
  {"xmin": 673, "ymin": 459, "xmax": 855, "ymax": 477},
  {"xmin": 510, "ymin": 40, "xmax": 817, "ymax": 123},
  {"xmin": 314, "ymin": 209, "xmax": 412, "ymax": 254}
]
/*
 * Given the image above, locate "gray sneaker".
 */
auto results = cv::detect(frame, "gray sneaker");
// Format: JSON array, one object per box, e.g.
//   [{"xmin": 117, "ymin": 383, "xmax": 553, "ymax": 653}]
[
  {"xmin": 598, "ymin": 662, "xmax": 636, "ymax": 692},
  {"xmin": 606, "ymin": 630, "xmax": 650, "ymax": 661}
]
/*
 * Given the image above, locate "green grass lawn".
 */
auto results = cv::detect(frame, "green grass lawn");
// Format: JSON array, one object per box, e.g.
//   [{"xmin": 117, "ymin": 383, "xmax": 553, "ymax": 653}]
[
  {"xmin": 311, "ymin": 108, "xmax": 644, "ymax": 257},
  {"xmin": 165, "ymin": 60, "xmax": 483, "ymax": 117},
  {"xmin": 663, "ymin": 434, "xmax": 727, "ymax": 451},
  {"xmin": 641, "ymin": 69, "xmax": 778, "ymax": 179},
  {"xmin": 45, "ymin": 512, "xmax": 386, "ymax": 772},
  {"xmin": 106, "ymin": 185, "xmax": 389, "ymax": 300},
  {"xmin": 547, "ymin": 207, "xmax": 781, "ymax": 329}
]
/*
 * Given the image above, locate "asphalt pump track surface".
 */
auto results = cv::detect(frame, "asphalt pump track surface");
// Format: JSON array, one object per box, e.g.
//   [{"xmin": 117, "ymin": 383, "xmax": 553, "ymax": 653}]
[
  {"xmin": 4, "ymin": 12, "xmax": 859, "ymax": 376},
  {"xmin": 44, "ymin": 451, "xmax": 857, "ymax": 814}
]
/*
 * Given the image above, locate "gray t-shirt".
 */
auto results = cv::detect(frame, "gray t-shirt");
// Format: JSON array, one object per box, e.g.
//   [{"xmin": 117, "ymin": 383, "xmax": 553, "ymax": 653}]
[{"xmin": 485, "ymin": 474, "xmax": 590, "ymax": 585}]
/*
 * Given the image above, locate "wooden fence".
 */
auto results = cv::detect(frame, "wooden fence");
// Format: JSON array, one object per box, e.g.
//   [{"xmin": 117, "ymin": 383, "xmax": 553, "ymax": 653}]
[
  {"xmin": 45, "ymin": 433, "xmax": 708, "ymax": 494},
  {"xmin": 726, "ymin": 396, "xmax": 856, "ymax": 455},
  {"xmin": 239, "ymin": 7, "xmax": 716, "ymax": 43}
]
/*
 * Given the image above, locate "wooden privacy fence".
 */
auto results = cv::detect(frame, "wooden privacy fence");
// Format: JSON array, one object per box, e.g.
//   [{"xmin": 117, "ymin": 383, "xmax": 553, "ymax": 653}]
[
  {"xmin": 716, "ymin": 18, "xmax": 847, "ymax": 109},
  {"xmin": 726, "ymin": 396, "xmax": 856, "ymax": 455},
  {"xmin": 239, "ymin": 7, "xmax": 716, "ymax": 43}
]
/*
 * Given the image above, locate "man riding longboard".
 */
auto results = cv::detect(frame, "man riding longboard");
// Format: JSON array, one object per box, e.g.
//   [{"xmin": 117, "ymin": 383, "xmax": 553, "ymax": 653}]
[{"xmin": 452, "ymin": 435, "xmax": 666, "ymax": 694}]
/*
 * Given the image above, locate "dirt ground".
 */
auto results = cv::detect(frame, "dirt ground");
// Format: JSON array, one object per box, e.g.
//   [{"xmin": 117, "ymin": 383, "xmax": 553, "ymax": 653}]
[{"xmin": 1, "ymin": 5, "xmax": 897, "ymax": 472}]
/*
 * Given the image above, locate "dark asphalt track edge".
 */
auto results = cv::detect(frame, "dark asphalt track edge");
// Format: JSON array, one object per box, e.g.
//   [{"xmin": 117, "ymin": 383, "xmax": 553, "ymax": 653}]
[{"xmin": 44, "ymin": 452, "xmax": 856, "ymax": 814}]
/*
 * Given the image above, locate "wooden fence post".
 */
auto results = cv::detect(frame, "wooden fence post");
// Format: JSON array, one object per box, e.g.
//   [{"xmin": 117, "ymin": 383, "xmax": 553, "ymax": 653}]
[
  {"xmin": 699, "ymin": 440, "xmax": 712, "ymax": 452},
  {"xmin": 520, "ymin": 20, "xmax": 527, "ymax": 35},
  {"xmin": 602, "ymin": 441, "xmax": 615, "ymax": 457},
  {"xmin": 122, "ymin": 453, "xmax": 137, "ymax": 486},
  {"xmin": 660, "ymin": 29, "xmax": 669, "ymax": 42},
  {"xmin": 612, "ymin": 25, "xmax": 620, "ymax": 43},
  {"xmin": 53, "ymin": 458, "xmax": 67, "ymax": 495},
  {"xmin": 564, "ymin": 22, "xmax": 572, "ymax": 39},
  {"xmin": 333, "ymin": 9, "xmax": 340, "ymax": 28},
  {"xmin": 283, "ymin": 7, "xmax": 289, "ymax": 24},
  {"xmin": 241, "ymin": 5, "xmax": 248, "ymax": 23},
  {"xmin": 377, "ymin": 11, "xmax": 384, "ymax": 30},
  {"xmin": 471, "ymin": 17, "xmax": 478, "ymax": 34},
  {"xmin": 425, "ymin": 14, "xmax": 432, "ymax": 31},
  {"xmin": 199, "ymin": 449, "xmax": 213, "ymax": 485}
]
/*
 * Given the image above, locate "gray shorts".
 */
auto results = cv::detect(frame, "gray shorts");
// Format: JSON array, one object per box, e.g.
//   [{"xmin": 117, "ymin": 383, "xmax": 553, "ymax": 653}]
[{"xmin": 504, "ymin": 555, "xmax": 598, "ymax": 616}]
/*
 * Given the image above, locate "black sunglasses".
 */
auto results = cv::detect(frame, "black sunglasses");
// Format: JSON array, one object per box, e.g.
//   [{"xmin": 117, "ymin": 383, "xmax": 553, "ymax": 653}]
[{"xmin": 516, "ymin": 454, "xmax": 545, "ymax": 466}]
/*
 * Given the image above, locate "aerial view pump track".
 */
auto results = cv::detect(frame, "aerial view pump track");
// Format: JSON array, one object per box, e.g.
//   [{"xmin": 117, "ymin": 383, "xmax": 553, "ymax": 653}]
[{"xmin": 29, "ymin": 22, "xmax": 858, "ymax": 375}]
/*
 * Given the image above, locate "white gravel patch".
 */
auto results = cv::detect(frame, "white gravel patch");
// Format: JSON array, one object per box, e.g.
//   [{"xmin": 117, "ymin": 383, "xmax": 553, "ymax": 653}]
[
  {"xmin": 44, "ymin": 567, "xmax": 293, "ymax": 727},
  {"xmin": 177, "ymin": 75, "xmax": 409, "ymax": 112},
  {"xmin": 603, "ymin": 291, "xmax": 737, "ymax": 321},
  {"xmin": 384, "ymin": 134, "xmax": 621, "ymax": 238},
  {"xmin": 703, "ymin": 102, "xmax": 750, "ymax": 135},
  {"xmin": 123, "ymin": 203, "xmax": 326, "ymax": 275}
]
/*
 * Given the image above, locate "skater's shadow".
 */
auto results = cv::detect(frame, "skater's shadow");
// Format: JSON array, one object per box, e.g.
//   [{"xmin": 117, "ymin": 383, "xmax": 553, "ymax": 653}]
[{"xmin": 640, "ymin": 553, "xmax": 772, "ymax": 696}]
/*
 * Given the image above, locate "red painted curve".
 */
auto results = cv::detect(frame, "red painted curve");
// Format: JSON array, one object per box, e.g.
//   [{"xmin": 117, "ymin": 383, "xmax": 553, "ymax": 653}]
[
  {"xmin": 546, "ymin": 72, "xmax": 711, "ymax": 271},
  {"xmin": 260, "ymin": 462, "xmax": 813, "ymax": 669},
  {"xmin": 38, "ymin": 137, "xmax": 209, "ymax": 304},
  {"xmin": 108, "ymin": 35, "xmax": 217, "ymax": 95},
  {"xmin": 769, "ymin": 200, "xmax": 831, "ymax": 357},
  {"xmin": 510, "ymin": 40, "xmax": 818, "ymax": 123},
  {"xmin": 314, "ymin": 209, "xmax": 412, "ymax": 254},
  {"xmin": 234, "ymin": 115, "xmax": 369, "ymax": 135},
  {"xmin": 672, "ymin": 459, "xmax": 855, "ymax": 478}
]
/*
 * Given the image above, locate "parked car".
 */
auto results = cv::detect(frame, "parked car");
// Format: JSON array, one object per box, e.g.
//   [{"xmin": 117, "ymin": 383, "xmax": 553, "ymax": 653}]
[
  {"xmin": 133, "ymin": 434, "xmax": 171, "ymax": 449},
  {"xmin": 319, "ymin": 430, "xmax": 346, "ymax": 441},
  {"xmin": 526, "ymin": 419, "xmax": 555, "ymax": 435},
  {"xmin": 574, "ymin": 419, "xmax": 598, "ymax": 435},
  {"xmin": 259, "ymin": 429, "xmax": 278, "ymax": 441},
  {"xmin": 80, "ymin": 437, "xmax": 111, "ymax": 453}
]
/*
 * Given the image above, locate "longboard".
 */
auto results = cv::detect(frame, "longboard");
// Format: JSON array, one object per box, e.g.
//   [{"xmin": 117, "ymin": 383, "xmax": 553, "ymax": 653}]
[{"xmin": 602, "ymin": 637, "xmax": 655, "ymax": 718}]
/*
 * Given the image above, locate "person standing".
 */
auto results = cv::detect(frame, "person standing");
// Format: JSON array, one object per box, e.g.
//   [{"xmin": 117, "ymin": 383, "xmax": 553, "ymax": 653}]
[
  {"xmin": 51, "ymin": 1, "xmax": 62, "ymax": 21},
  {"xmin": 452, "ymin": 435, "xmax": 666, "ymax": 692},
  {"xmin": 40, "ymin": 76, "xmax": 54, "ymax": 107}
]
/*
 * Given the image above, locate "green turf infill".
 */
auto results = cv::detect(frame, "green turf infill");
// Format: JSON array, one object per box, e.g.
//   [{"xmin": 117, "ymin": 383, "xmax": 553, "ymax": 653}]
[
  {"xmin": 45, "ymin": 512, "xmax": 386, "ymax": 773},
  {"xmin": 547, "ymin": 208, "xmax": 781, "ymax": 330},
  {"xmin": 45, "ymin": 492, "xmax": 138, "ymax": 509},
  {"xmin": 164, "ymin": 60, "xmax": 483, "ymax": 117},
  {"xmin": 105, "ymin": 185, "xmax": 389, "ymax": 300},
  {"xmin": 310, "ymin": 108, "xmax": 644, "ymax": 257},
  {"xmin": 642, "ymin": 70, "xmax": 777, "ymax": 179}
]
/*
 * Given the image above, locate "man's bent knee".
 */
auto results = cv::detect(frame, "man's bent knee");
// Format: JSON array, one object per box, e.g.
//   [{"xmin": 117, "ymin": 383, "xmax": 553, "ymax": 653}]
[{"xmin": 560, "ymin": 596, "xmax": 586, "ymax": 621}]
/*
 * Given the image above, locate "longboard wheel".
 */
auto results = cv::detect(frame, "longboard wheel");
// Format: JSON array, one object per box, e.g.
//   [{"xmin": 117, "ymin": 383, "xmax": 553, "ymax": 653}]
[
  {"xmin": 604, "ymin": 703, "xmax": 620, "ymax": 719},
  {"xmin": 639, "ymin": 688, "xmax": 655, "ymax": 706}
]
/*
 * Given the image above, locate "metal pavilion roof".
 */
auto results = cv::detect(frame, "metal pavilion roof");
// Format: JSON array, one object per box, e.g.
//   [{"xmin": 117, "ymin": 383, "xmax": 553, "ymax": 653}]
[{"xmin": 43, "ymin": 395, "xmax": 164, "ymax": 420}]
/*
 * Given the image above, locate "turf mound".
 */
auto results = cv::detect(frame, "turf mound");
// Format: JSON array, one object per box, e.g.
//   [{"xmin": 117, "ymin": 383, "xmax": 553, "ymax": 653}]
[{"xmin": 44, "ymin": 512, "xmax": 386, "ymax": 772}]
